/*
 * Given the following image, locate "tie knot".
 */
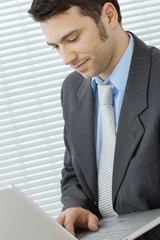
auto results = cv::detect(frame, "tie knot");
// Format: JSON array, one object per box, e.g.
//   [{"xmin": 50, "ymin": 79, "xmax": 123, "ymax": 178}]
[{"xmin": 97, "ymin": 84, "xmax": 114, "ymax": 105}]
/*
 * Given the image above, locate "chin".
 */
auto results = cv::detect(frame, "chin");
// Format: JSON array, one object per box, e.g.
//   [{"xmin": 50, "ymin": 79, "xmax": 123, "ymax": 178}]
[{"xmin": 79, "ymin": 71, "xmax": 95, "ymax": 80}]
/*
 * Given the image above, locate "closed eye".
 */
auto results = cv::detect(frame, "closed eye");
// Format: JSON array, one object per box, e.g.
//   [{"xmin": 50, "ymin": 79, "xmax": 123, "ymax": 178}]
[
  {"xmin": 51, "ymin": 36, "xmax": 78, "ymax": 50},
  {"xmin": 68, "ymin": 35, "xmax": 79, "ymax": 43}
]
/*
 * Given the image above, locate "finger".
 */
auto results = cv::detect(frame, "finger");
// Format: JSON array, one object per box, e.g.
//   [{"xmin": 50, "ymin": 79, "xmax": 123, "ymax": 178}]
[
  {"xmin": 64, "ymin": 214, "xmax": 76, "ymax": 236},
  {"xmin": 87, "ymin": 214, "xmax": 99, "ymax": 232},
  {"xmin": 56, "ymin": 212, "xmax": 65, "ymax": 226}
]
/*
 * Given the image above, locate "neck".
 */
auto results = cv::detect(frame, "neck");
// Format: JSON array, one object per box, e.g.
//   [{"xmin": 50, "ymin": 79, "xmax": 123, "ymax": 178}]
[{"xmin": 99, "ymin": 28, "xmax": 130, "ymax": 81}]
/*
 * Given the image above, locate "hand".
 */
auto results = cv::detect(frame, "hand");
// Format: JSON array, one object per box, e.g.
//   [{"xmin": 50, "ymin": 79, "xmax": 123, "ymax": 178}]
[{"xmin": 56, "ymin": 206, "xmax": 99, "ymax": 236}]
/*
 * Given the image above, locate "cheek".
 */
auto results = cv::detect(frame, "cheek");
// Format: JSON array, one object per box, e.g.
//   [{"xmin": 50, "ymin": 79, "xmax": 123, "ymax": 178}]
[
  {"xmin": 92, "ymin": 44, "xmax": 108, "ymax": 63},
  {"xmin": 78, "ymin": 32, "xmax": 101, "ymax": 54}
]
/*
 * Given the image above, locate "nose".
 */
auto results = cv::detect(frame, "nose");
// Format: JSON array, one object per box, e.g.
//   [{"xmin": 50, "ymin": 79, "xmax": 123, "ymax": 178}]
[{"xmin": 59, "ymin": 46, "xmax": 77, "ymax": 65}]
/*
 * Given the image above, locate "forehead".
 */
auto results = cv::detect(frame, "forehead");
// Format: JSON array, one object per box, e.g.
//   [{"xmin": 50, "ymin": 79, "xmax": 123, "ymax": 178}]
[{"xmin": 40, "ymin": 6, "xmax": 95, "ymax": 42}]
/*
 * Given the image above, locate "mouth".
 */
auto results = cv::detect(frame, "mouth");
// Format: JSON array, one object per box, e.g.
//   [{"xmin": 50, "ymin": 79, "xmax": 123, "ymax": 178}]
[{"xmin": 74, "ymin": 59, "xmax": 89, "ymax": 72}]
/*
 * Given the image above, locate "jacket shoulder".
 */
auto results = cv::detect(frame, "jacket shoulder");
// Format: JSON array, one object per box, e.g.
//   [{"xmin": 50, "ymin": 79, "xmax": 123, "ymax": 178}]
[
  {"xmin": 61, "ymin": 71, "xmax": 86, "ymax": 114},
  {"xmin": 149, "ymin": 46, "xmax": 160, "ymax": 61},
  {"xmin": 149, "ymin": 46, "xmax": 160, "ymax": 73},
  {"xmin": 62, "ymin": 71, "xmax": 85, "ymax": 92}
]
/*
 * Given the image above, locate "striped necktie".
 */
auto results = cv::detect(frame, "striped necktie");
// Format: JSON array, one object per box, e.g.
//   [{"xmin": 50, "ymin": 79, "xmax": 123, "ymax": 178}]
[{"xmin": 97, "ymin": 84, "xmax": 117, "ymax": 217}]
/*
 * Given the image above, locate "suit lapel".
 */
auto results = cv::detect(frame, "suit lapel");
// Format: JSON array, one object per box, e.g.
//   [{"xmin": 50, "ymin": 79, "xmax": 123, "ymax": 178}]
[
  {"xmin": 113, "ymin": 33, "xmax": 151, "ymax": 205},
  {"xmin": 70, "ymin": 78, "xmax": 98, "ymax": 202}
]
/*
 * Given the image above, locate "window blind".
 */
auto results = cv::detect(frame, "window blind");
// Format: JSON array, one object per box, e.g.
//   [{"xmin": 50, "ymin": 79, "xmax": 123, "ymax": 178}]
[
  {"xmin": 0, "ymin": 0, "xmax": 72, "ymax": 219},
  {"xmin": 120, "ymin": 0, "xmax": 160, "ymax": 48},
  {"xmin": 0, "ymin": 0, "xmax": 160, "ymax": 220}
]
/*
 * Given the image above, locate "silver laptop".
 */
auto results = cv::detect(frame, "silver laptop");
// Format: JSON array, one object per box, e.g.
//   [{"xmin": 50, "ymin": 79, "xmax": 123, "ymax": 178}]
[
  {"xmin": 0, "ymin": 186, "xmax": 76, "ymax": 240},
  {"xmin": 0, "ymin": 186, "xmax": 160, "ymax": 240}
]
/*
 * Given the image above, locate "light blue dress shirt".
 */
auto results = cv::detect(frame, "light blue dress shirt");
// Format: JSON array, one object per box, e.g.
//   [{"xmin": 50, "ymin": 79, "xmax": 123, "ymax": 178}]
[{"xmin": 91, "ymin": 34, "xmax": 134, "ymax": 167}]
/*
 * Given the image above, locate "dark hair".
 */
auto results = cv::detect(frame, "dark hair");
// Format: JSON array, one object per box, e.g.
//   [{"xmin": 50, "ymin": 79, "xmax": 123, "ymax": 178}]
[{"xmin": 28, "ymin": 0, "xmax": 122, "ymax": 24}]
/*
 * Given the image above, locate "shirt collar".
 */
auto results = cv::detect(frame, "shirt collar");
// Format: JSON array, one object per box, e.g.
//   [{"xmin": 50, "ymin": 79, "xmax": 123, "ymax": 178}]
[{"xmin": 91, "ymin": 33, "xmax": 134, "ymax": 96}]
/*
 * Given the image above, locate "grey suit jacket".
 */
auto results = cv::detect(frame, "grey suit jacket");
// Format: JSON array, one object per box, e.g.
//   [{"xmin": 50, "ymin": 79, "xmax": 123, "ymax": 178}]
[{"xmin": 60, "ymin": 33, "xmax": 160, "ymax": 221}]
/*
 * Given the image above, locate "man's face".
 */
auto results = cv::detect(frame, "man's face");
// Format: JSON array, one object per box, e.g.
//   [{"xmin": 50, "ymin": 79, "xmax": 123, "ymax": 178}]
[{"xmin": 40, "ymin": 6, "xmax": 117, "ymax": 80}]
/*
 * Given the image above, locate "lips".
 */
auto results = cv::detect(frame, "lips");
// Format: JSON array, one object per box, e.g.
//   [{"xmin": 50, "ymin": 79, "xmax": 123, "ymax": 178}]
[{"xmin": 74, "ymin": 59, "xmax": 89, "ymax": 71}]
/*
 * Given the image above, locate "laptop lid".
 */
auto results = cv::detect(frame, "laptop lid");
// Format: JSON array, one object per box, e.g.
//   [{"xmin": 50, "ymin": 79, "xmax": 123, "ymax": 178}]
[{"xmin": 0, "ymin": 186, "xmax": 76, "ymax": 240}]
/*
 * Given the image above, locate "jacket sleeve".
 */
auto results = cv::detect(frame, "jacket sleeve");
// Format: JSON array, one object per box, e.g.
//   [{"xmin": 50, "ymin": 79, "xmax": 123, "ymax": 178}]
[
  {"xmin": 60, "ymin": 125, "xmax": 90, "ymax": 211},
  {"xmin": 60, "ymin": 72, "xmax": 101, "ymax": 218},
  {"xmin": 60, "ymin": 74, "xmax": 90, "ymax": 211}
]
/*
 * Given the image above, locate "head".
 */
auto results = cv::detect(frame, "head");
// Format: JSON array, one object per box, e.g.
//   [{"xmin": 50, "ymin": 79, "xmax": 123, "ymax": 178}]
[
  {"xmin": 28, "ymin": 0, "xmax": 122, "ymax": 25},
  {"xmin": 28, "ymin": 1, "xmax": 128, "ymax": 80}
]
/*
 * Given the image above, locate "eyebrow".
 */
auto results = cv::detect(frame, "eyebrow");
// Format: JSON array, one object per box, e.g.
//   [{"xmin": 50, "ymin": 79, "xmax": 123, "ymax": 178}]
[{"xmin": 46, "ymin": 30, "xmax": 79, "ymax": 46}]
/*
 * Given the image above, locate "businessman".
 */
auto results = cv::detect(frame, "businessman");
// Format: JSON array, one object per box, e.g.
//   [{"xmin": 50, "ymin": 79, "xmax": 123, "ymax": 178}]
[{"xmin": 28, "ymin": 0, "xmax": 160, "ymax": 238}]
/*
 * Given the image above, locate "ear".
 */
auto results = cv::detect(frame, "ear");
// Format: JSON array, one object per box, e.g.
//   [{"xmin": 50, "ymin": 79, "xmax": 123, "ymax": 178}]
[{"xmin": 101, "ymin": 2, "xmax": 118, "ymax": 28}]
